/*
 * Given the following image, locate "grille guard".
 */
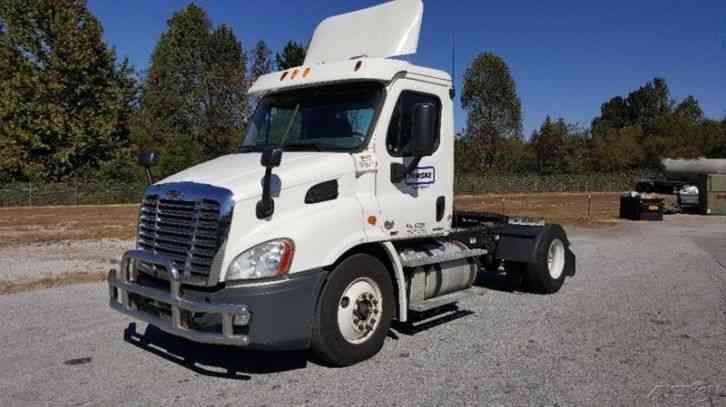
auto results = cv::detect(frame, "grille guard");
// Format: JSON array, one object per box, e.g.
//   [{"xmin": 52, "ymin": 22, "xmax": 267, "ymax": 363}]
[{"xmin": 108, "ymin": 250, "xmax": 250, "ymax": 346}]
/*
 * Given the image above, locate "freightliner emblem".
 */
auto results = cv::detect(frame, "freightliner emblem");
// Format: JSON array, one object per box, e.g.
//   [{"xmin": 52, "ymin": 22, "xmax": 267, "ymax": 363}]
[{"xmin": 167, "ymin": 191, "xmax": 184, "ymax": 200}]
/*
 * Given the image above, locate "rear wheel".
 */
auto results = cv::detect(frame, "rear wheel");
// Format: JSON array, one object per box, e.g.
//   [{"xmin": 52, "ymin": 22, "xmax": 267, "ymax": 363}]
[
  {"xmin": 523, "ymin": 225, "xmax": 568, "ymax": 294},
  {"xmin": 311, "ymin": 254, "xmax": 394, "ymax": 366}
]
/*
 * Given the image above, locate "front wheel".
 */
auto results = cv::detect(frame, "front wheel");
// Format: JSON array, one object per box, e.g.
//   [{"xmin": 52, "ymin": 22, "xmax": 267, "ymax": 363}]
[{"xmin": 311, "ymin": 254, "xmax": 394, "ymax": 366}]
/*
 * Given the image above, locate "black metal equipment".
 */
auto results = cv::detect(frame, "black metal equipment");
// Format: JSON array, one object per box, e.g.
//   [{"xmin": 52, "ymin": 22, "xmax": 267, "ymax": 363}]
[{"xmin": 620, "ymin": 195, "xmax": 664, "ymax": 221}]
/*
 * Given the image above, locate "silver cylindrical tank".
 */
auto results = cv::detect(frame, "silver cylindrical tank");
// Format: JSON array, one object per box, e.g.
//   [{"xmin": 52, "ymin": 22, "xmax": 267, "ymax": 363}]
[
  {"xmin": 663, "ymin": 159, "xmax": 726, "ymax": 182},
  {"xmin": 403, "ymin": 240, "xmax": 478, "ymax": 303}
]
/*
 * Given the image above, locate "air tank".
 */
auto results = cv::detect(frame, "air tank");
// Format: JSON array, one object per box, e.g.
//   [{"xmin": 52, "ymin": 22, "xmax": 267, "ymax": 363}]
[{"xmin": 663, "ymin": 159, "xmax": 726, "ymax": 182}]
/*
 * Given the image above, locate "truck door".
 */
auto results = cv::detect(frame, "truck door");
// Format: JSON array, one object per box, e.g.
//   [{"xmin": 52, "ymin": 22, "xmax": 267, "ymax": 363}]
[{"xmin": 375, "ymin": 82, "xmax": 453, "ymax": 238}]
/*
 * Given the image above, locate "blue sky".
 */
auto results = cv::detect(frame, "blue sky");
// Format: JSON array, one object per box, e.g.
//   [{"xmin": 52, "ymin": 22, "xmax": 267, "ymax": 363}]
[{"xmin": 88, "ymin": 0, "xmax": 725, "ymax": 137}]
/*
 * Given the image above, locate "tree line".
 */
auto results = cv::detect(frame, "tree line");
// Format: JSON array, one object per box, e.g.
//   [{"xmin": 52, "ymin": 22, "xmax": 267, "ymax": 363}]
[
  {"xmin": 0, "ymin": 1, "xmax": 306, "ymax": 182},
  {"xmin": 457, "ymin": 53, "xmax": 726, "ymax": 176},
  {"xmin": 1, "ymin": 1, "xmax": 724, "ymax": 184}
]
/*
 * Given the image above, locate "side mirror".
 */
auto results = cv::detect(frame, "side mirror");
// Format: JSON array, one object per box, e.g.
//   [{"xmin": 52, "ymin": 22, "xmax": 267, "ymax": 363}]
[
  {"xmin": 137, "ymin": 151, "xmax": 160, "ymax": 185},
  {"xmin": 257, "ymin": 147, "xmax": 283, "ymax": 219},
  {"xmin": 410, "ymin": 103, "xmax": 437, "ymax": 157},
  {"xmin": 261, "ymin": 147, "xmax": 283, "ymax": 168},
  {"xmin": 137, "ymin": 151, "xmax": 160, "ymax": 169}
]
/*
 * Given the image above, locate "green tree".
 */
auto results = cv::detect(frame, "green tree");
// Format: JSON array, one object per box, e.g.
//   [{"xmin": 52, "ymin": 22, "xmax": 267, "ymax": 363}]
[
  {"xmin": 625, "ymin": 78, "xmax": 672, "ymax": 135},
  {"xmin": 530, "ymin": 117, "xmax": 569, "ymax": 175},
  {"xmin": 589, "ymin": 78, "xmax": 722, "ymax": 167},
  {"xmin": 133, "ymin": 4, "xmax": 248, "ymax": 177},
  {"xmin": 0, "ymin": 0, "xmax": 137, "ymax": 181},
  {"xmin": 591, "ymin": 126, "xmax": 643, "ymax": 172},
  {"xmin": 674, "ymin": 95, "xmax": 703, "ymax": 123},
  {"xmin": 205, "ymin": 25, "xmax": 249, "ymax": 157},
  {"xmin": 643, "ymin": 113, "xmax": 702, "ymax": 161},
  {"xmin": 715, "ymin": 118, "xmax": 726, "ymax": 157},
  {"xmin": 455, "ymin": 136, "xmax": 533, "ymax": 175},
  {"xmin": 700, "ymin": 119, "xmax": 725, "ymax": 158},
  {"xmin": 592, "ymin": 78, "xmax": 673, "ymax": 139},
  {"xmin": 275, "ymin": 41, "xmax": 306, "ymax": 70},
  {"xmin": 592, "ymin": 96, "xmax": 629, "ymax": 135},
  {"xmin": 461, "ymin": 52, "xmax": 523, "ymax": 172},
  {"xmin": 562, "ymin": 126, "xmax": 593, "ymax": 174},
  {"xmin": 250, "ymin": 40, "xmax": 273, "ymax": 83}
]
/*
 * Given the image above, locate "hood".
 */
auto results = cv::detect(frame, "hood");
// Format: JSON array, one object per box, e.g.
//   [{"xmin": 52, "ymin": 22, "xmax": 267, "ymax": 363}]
[{"xmin": 159, "ymin": 152, "xmax": 355, "ymax": 201}]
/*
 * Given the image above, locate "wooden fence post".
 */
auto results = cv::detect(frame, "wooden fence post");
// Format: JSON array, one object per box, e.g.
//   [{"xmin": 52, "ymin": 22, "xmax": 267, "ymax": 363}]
[{"xmin": 588, "ymin": 193, "xmax": 593, "ymax": 219}]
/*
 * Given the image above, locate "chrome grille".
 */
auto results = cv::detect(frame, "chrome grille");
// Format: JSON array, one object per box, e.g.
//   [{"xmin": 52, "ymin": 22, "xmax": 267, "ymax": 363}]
[{"xmin": 135, "ymin": 183, "xmax": 234, "ymax": 281}]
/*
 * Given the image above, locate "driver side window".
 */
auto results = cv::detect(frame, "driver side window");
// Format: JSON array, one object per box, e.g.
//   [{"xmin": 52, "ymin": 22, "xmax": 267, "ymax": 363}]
[{"xmin": 386, "ymin": 91, "xmax": 441, "ymax": 157}]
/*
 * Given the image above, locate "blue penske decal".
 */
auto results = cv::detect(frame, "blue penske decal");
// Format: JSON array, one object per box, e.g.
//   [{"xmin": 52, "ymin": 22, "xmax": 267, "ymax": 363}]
[{"xmin": 405, "ymin": 166, "xmax": 436, "ymax": 187}]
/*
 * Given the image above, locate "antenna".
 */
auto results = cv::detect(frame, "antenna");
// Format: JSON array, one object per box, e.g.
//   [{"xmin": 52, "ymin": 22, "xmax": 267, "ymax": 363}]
[{"xmin": 450, "ymin": 34, "xmax": 456, "ymax": 99}]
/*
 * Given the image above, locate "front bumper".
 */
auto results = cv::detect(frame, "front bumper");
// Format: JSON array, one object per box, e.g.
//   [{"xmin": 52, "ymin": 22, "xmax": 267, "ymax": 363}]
[
  {"xmin": 108, "ymin": 250, "xmax": 325, "ymax": 350},
  {"xmin": 109, "ymin": 250, "xmax": 250, "ymax": 346}
]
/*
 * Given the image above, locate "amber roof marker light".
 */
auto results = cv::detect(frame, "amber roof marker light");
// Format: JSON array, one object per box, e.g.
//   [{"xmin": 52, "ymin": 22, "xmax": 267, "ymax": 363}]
[{"xmin": 303, "ymin": 67, "xmax": 312, "ymax": 78}]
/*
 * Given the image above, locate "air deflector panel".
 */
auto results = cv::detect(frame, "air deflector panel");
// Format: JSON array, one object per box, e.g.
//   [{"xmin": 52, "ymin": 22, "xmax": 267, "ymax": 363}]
[{"xmin": 304, "ymin": 0, "xmax": 423, "ymax": 65}]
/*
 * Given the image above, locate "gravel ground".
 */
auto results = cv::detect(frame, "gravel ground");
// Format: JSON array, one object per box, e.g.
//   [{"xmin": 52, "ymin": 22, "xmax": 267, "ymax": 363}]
[
  {"xmin": 0, "ymin": 239, "xmax": 133, "ymax": 283},
  {"xmin": 0, "ymin": 216, "xmax": 725, "ymax": 406}
]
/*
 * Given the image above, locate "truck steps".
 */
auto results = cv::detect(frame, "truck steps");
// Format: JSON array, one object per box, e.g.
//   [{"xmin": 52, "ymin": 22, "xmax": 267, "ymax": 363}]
[{"xmin": 408, "ymin": 288, "xmax": 478, "ymax": 312}]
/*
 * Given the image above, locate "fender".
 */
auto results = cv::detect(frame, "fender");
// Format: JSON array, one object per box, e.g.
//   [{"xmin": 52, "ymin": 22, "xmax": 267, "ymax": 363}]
[
  {"xmin": 495, "ymin": 223, "xmax": 569, "ymax": 264},
  {"xmin": 381, "ymin": 242, "xmax": 409, "ymax": 323}
]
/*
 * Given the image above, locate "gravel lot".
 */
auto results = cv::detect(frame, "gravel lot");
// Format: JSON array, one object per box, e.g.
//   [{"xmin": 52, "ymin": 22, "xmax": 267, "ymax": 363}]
[
  {"xmin": 0, "ymin": 216, "xmax": 725, "ymax": 406},
  {"xmin": 0, "ymin": 239, "xmax": 133, "ymax": 283}
]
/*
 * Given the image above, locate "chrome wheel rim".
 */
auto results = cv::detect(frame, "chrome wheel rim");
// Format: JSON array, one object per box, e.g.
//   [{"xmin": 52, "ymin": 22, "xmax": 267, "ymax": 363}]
[
  {"xmin": 547, "ymin": 239, "xmax": 566, "ymax": 280},
  {"xmin": 337, "ymin": 277, "xmax": 383, "ymax": 345}
]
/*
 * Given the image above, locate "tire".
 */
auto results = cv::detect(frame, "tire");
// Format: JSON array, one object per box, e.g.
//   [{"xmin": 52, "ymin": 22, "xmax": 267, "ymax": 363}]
[
  {"xmin": 523, "ymin": 225, "xmax": 569, "ymax": 294},
  {"xmin": 311, "ymin": 254, "xmax": 395, "ymax": 367}
]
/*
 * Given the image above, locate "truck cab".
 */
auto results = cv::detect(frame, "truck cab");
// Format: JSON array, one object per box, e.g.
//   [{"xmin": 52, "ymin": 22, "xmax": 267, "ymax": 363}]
[{"xmin": 108, "ymin": 0, "xmax": 575, "ymax": 366}]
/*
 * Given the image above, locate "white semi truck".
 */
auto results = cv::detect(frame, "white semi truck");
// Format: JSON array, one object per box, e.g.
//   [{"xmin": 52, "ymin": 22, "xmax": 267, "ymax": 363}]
[{"xmin": 108, "ymin": 0, "xmax": 575, "ymax": 366}]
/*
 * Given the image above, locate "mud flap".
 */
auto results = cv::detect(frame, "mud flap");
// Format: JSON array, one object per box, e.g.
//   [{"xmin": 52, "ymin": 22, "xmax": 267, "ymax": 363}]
[{"xmin": 565, "ymin": 248, "xmax": 576, "ymax": 277}]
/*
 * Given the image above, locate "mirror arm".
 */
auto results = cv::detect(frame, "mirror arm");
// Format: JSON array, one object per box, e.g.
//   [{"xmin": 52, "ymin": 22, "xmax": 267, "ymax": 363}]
[
  {"xmin": 144, "ymin": 168, "xmax": 155, "ymax": 186},
  {"xmin": 391, "ymin": 156, "xmax": 422, "ymax": 184},
  {"xmin": 256, "ymin": 167, "xmax": 275, "ymax": 219}
]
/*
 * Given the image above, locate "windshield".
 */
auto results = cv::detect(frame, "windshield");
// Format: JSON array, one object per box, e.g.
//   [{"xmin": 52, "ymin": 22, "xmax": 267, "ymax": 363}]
[{"xmin": 242, "ymin": 82, "xmax": 383, "ymax": 152}]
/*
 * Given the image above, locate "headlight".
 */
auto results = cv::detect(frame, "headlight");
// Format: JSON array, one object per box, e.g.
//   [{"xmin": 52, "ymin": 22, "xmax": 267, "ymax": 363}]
[{"xmin": 226, "ymin": 239, "xmax": 294, "ymax": 281}]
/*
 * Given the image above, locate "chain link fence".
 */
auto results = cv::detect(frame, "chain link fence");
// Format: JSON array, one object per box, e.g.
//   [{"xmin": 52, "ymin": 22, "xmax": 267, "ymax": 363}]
[
  {"xmin": 0, "ymin": 182, "xmax": 147, "ymax": 207},
  {"xmin": 0, "ymin": 172, "xmax": 651, "ymax": 208},
  {"xmin": 455, "ymin": 171, "xmax": 652, "ymax": 195}
]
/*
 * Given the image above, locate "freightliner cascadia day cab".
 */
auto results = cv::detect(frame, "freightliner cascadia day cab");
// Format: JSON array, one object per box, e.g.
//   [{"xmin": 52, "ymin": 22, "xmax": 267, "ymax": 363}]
[{"xmin": 108, "ymin": 0, "xmax": 576, "ymax": 366}]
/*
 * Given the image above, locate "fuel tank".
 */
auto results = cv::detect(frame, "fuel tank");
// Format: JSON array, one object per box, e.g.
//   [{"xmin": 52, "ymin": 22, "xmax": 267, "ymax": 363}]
[{"xmin": 401, "ymin": 240, "xmax": 478, "ymax": 303}]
